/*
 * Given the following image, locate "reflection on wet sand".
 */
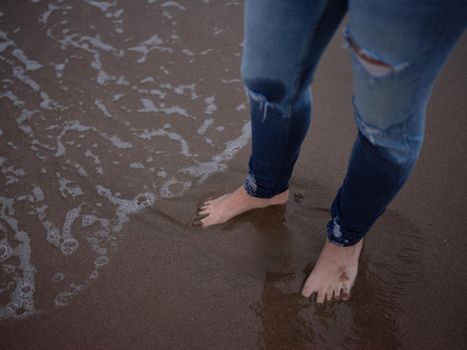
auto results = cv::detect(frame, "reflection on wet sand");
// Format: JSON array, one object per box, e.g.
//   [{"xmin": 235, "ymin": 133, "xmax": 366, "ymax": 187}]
[{"xmin": 250, "ymin": 182, "xmax": 426, "ymax": 349}]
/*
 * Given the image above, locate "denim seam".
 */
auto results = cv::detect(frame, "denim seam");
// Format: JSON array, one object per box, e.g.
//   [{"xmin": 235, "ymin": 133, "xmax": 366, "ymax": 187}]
[
  {"xmin": 277, "ymin": 104, "xmax": 294, "ymax": 194},
  {"xmin": 403, "ymin": 1, "xmax": 453, "ymax": 177},
  {"xmin": 275, "ymin": 20, "xmax": 318, "ymax": 195},
  {"xmin": 290, "ymin": 23, "xmax": 319, "ymax": 104}
]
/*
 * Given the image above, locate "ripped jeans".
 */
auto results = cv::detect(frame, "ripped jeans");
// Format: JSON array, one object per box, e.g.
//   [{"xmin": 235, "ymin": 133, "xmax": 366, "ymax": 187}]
[{"xmin": 241, "ymin": 0, "xmax": 466, "ymax": 246}]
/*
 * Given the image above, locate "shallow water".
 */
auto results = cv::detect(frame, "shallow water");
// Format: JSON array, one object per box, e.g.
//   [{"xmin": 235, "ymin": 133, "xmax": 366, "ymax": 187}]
[
  {"xmin": 1, "ymin": 1, "xmax": 467, "ymax": 349},
  {"xmin": 1, "ymin": 0, "xmax": 247, "ymax": 318}
]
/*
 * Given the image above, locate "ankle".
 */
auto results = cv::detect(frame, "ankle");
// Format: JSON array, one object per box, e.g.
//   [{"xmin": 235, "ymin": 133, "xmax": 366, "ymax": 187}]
[{"xmin": 271, "ymin": 189, "xmax": 289, "ymax": 204}]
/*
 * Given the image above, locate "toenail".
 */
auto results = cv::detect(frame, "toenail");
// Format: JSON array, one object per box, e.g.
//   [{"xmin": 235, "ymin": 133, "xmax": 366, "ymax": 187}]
[{"xmin": 192, "ymin": 219, "xmax": 203, "ymax": 227}]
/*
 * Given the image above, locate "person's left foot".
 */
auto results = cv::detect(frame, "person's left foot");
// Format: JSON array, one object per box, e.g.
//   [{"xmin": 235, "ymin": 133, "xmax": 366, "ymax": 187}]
[
  {"xmin": 193, "ymin": 185, "xmax": 289, "ymax": 227},
  {"xmin": 301, "ymin": 239, "xmax": 363, "ymax": 303}
]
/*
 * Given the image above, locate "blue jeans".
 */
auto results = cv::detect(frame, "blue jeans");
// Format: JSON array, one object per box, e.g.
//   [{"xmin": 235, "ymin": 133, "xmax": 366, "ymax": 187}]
[{"xmin": 241, "ymin": 0, "xmax": 466, "ymax": 246}]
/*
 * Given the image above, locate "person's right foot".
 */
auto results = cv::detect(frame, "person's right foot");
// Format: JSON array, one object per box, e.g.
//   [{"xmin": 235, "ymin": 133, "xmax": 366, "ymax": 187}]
[
  {"xmin": 301, "ymin": 238, "xmax": 363, "ymax": 303},
  {"xmin": 193, "ymin": 185, "xmax": 289, "ymax": 227}
]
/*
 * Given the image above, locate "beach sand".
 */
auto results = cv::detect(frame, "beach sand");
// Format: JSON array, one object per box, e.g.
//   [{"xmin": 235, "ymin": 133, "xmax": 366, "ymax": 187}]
[{"xmin": 1, "ymin": 1, "xmax": 466, "ymax": 349}]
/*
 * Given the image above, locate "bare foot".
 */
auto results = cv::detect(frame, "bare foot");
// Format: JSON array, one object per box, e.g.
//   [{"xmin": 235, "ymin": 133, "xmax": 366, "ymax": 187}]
[
  {"xmin": 193, "ymin": 185, "xmax": 289, "ymax": 227},
  {"xmin": 301, "ymin": 239, "xmax": 363, "ymax": 303}
]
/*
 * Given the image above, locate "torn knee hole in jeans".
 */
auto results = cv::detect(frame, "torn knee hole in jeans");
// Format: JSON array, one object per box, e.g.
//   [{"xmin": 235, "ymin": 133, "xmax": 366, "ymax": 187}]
[
  {"xmin": 355, "ymin": 110, "xmax": 412, "ymax": 164},
  {"xmin": 343, "ymin": 28, "xmax": 409, "ymax": 78},
  {"xmin": 245, "ymin": 87, "xmax": 275, "ymax": 121}
]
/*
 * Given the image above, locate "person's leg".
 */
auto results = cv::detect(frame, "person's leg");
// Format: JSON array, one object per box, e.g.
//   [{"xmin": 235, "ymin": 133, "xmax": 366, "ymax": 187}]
[
  {"xmin": 302, "ymin": 0, "xmax": 467, "ymax": 302},
  {"xmin": 196, "ymin": 0, "xmax": 347, "ymax": 227}
]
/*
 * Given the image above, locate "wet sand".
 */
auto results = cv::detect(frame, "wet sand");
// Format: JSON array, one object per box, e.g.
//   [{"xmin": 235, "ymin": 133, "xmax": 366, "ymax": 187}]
[{"xmin": 1, "ymin": 1, "xmax": 466, "ymax": 349}]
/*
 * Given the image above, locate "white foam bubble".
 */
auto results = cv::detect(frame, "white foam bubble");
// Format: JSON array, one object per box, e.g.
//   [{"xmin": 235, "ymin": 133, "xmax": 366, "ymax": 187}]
[
  {"xmin": 84, "ymin": 0, "xmax": 115, "ymax": 12},
  {"xmin": 140, "ymin": 76, "xmax": 154, "ymax": 83},
  {"xmin": 160, "ymin": 178, "xmax": 191, "ymax": 198},
  {"xmin": 100, "ymin": 133, "xmax": 133, "ymax": 149},
  {"xmin": 55, "ymin": 120, "xmax": 95, "ymax": 157},
  {"xmin": 58, "ymin": 176, "xmax": 83, "ymax": 198},
  {"xmin": 96, "ymin": 185, "xmax": 155, "ymax": 232},
  {"xmin": 180, "ymin": 121, "xmax": 251, "ymax": 183},
  {"xmin": 181, "ymin": 48, "xmax": 194, "ymax": 56},
  {"xmin": 84, "ymin": 149, "xmax": 101, "ymax": 164},
  {"xmin": 45, "ymin": 225, "xmax": 61, "ymax": 247},
  {"xmin": 17, "ymin": 282, "xmax": 34, "ymax": 298},
  {"xmin": 138, "ymin": 98, "xmax": 158, "ymax": 112},
  {"xmin": 0, "ymin": 157, "xmax": 26, "ymax": 186},
  {"xmin": 54, "ymin": 32, "xmax": 123, "ymax": 85},
  {"xmin": 161, "ymin": 1, "xmax": 186, "ymax": 10},
  {"xmin": 173, "ymin": 83, "xmax": 198, "ymax": 99},
  {"xmin": 32, "ymin": 186, "xmax": 45, "ymax": 202},
  {"xmin": 197, "ymin": 118, "xmax": 214, "ymax": 135},
  {"xmin": 54, "ymin": 291, "xmax": 74, "ymax": 306},
  {"xmin": 128, "ymin": 34, "xmax": 172, "ymax": 63},
  {"xmin": 94, "ymin": 255, "xmax": 109, "ymax": 268},
  {"xmin": 0, "ymin": 241, "xmax": 11, "ymax": 262},
  {"xmin": 95, "ymin": 99, "xmax": 112, "ymax": 118},
  {"xmin": 221, "ymin": 78, "xmax": 241, "ymax": 84},
  {"xmin": 137, "ymin": 98, "xmax": 191, "ymax": 118},
  {"xmin": 0, "ymin": 196, "xmax": 36, "ymax": 320},
  {"xmin": 52, "ymin": 272, "xmax": 65, "ymax": 282},
  {"xmin": 111, "ymin": 93, "xmax": 124, "ymax": 101},
  {"xmin": 60, "ymin": 238, "xmax": 79, "ymax": 256},
  {"xmin": 0, "ymin": 31, "xmax": 13, "ymax": 52},
  {"xmin": 213, "ymin": 28, "xmax": 224, "ymax": 36},
  {"xmin": 129, "ymin": 162, "xmax": 144, "ymax": 169},
  {"xmin": 77, "ymin": 165, "xmax": 87, "ymax": 177},
  {"xmin": 139, "ymin": 126, "xmax": 194, "ymax": 157},
  {"xmin": 116, "ymin": 76, "xmax": 130, "ymax": 85},
  {"xmin": 236, "ymin": 103, "xmax": 247, "ymax": 111},
  {"xmin": 11, "ymin": 65, "xmax": 61, "ymax": 110},
  {"xmin": 11, "ymin": 48, "xmax": 42, "ymax": 70},
  {"xmin": 81, "ymin": 214, "xmax": 97, "ymax": 227},
  {"xmin": 53, "ymin": 62, "xmax": 65, "ymax": 78},
  {"xmin": 3, "ymin": 264, "xmax": 15, "ymax": 274},
  {"xmin": 40, "ymin": 4, "xmax": 72, "ymax": 25}
]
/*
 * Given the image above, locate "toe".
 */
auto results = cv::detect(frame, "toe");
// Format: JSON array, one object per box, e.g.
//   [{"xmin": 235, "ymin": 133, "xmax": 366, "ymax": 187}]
[
  {"xmin": 325, "ymin": 287, "xmax": 334, "ymax": 303},
  {"xmin": 192, "ymin": 219, "xmax": 203, "ymax": 227},
  {"xmin": 197, "ymin": 207, "xmax": 211, "ymax": 216},
  {"xmin": 333, "ymin": 286, "xmax": 341, "ymax": 301},
  {"xmin": 200, "ymin": 216, "xmax": 214, "ymax": 228},
  {"xmin": 316, "ymin": 289, "xmax": 326, "ymax": 304},
  {"xmin": 202, "ymin": 200, "xmax": 213, "ymax": 207},
  {"xmin": 301, "ymin": 278, "xmax": 317, "ymax": 298},
  {"xmin": 198, "ymin": 202, "xmax": 211, "ymax": 210},
  {"xmin": 194, "ymin": 213, "xmax": 209, "ymax": 221},
  {"xmin": 341, "ymin": 284, "xmax": 350, "ymax": 301}
]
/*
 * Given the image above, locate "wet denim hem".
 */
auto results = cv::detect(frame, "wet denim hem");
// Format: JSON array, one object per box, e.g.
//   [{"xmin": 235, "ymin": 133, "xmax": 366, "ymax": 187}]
[
  {"xmin": 243, "ymin": 173, "xmax": 288, "ymax": 199},
  {"xmin": 326, "ymin": 217, "xmax": 364, "ymax": 247}
]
